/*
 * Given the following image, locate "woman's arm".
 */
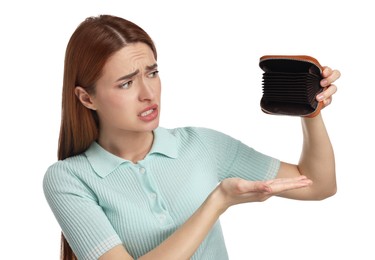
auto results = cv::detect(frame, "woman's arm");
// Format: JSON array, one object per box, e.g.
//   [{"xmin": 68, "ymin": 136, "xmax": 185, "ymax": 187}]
[
  {"xmin": 100, "ymin": 66, "xmax": 341, "ymax": 259},
  {"xmin": 99, "ymin": 176, "xmax": 312, "ymax": 260},
  {"xmin": 275, "ymin": 66, "xmax": 340, "ymax": 200}
]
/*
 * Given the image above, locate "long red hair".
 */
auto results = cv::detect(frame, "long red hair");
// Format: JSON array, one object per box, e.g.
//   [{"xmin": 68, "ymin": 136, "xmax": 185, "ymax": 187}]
[{"xmin": 57, "ymin": 15, "xmax": 157, "ymax": 260}]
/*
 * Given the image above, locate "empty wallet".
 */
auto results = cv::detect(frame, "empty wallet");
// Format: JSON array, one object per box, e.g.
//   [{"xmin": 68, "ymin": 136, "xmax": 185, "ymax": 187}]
[{"xmin": 259, "ymin": 55, "xmax": 324, "ymax": 118}]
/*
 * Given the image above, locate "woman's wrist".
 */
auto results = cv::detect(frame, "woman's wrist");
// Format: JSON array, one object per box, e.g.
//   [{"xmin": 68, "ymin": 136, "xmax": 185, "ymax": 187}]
[{"xmin": 207, "ymin": 185, "xmax": 229, "ymax": 216}]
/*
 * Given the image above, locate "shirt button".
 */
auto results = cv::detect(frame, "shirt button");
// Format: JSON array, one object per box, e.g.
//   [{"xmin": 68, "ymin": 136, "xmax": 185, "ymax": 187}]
[
  {"xmin": 139, "ymin": 167, "xmax": 146, "ymax": 174},
  {"xmin": 149, "ymin": 193, "xmax": 157, "ymax": 200},
  {"xmin": 158, "ymin": 214, "xmax": 166, "ymax": 222}
]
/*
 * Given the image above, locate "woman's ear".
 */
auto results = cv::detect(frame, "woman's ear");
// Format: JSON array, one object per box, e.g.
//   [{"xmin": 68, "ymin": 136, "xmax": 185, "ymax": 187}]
[{"xmin": 74, "ymin": 86, "xmax": 97, "ymax": 110}]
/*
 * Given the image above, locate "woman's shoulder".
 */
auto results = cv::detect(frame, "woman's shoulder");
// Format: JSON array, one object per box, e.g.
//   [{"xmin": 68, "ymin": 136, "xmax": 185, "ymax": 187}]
[
  {"xmin": 162, "ymin": 126, "xmax": 238, "ymax": 150},
  {"xmin": 46, "ymin": 153, "xmax": 86, "ymax": 169},
  {"xmin": 43, "ymin": 154, "xmax": 87, "ymax": 184}
]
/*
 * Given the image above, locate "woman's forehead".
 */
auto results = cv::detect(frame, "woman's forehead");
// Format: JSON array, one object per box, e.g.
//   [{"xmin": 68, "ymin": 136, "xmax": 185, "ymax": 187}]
[
  {"xmin": 105, "ymin": 43, "xmax": 155, "ymax": 71},
  {"xmin": 98, "ymin": 43, "xmax": 156, "ymax": 83}
]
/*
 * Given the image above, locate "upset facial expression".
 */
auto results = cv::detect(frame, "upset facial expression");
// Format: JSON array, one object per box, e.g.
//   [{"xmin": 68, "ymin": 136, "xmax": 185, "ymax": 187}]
[{"xmin": 89, "ymin": 42, "xmax": 161, "ymax": 135}]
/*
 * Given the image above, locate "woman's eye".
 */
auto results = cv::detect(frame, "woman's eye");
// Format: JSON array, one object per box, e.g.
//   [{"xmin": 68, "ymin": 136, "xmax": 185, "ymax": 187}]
[
  {"xmin": 120, "ymin": 81, "xmax": 132, "ymax": 89},
  {"xmin": 149, "ymin": 70, "xmax": 159, "ymax": 78}
]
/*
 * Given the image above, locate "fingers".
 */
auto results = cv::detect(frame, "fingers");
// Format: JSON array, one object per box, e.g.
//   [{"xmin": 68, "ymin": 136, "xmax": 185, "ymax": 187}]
[
  {"xmin": 316, "ymin": 66, "xmax": 340, "ymax": 107},
  {"xmin": 321, "ymin": 66, "xmax": 341, "ymax": 87},
  {"xmin": 236, "ymin": 179, "xmax": 271, "ymax": 194},
  {"xmin": 219, "ymin": 177, "xmax": 313, "ymax": 207},
  {"xmin": 316, "ymin": 84, "xmax": 337, "ymax": 103},
  {"xmin": 237, "ymin": 176, "xmax": 312, "ymax": 195},
  {"xmin": 265, "ymin": 176, "xmax": 312, "ymax": 194},
  {"xmin": 265, "ymin": 175, "xmax": 308, "ymax": 185}
]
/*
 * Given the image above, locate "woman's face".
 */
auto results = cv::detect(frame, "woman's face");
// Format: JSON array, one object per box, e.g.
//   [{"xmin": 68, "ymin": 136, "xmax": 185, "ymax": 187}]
[{"xmin": 89, "ymin": 42, "xmax": 161, "ymax": 135}]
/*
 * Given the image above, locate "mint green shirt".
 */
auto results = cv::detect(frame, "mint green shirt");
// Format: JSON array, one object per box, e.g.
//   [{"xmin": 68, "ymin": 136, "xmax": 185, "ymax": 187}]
[{"xmin": 43, "ymin": 127, "xmax": 280, "ymax": 260}]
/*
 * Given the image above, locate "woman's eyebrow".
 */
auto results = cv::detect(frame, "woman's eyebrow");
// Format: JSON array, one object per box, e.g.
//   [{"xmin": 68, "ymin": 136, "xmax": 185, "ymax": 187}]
[
  {"xmin": 116, "ymin": 70, "xmax": 140, "ymax": 82},
  {"xmin": 146, "ymin": 63, "xmax": 158, "ymax": 71},
  {"xmin": 115, "ymin": 64, "xmax": 158, "ymax": 82}
]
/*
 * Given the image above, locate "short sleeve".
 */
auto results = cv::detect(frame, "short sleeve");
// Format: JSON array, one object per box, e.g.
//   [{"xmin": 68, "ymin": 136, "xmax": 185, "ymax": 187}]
[
  {"xmin": 43, "ymin": 161, "xmax": 122, "ymax": 260},
  {"xmin": 194, "ymin": 127, "xmax": 280, "ymax": 181}
]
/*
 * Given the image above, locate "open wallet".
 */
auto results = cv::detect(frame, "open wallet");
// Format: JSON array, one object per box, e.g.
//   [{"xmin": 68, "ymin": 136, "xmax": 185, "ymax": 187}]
[{"xmin": 259, "ymin": 55, "xmax": 324, "ymax": 118}]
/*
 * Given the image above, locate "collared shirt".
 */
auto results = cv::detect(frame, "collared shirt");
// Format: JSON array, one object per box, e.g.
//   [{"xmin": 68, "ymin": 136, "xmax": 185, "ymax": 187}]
[{"xmin": 43, "ymin": 127, "xmax": 280, "ymax": 260}]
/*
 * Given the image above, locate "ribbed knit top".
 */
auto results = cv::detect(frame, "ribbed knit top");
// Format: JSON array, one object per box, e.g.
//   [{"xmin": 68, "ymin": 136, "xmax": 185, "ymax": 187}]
[{"xmin": 43, "ymin": 127, "xmax": 280, "ymax": 260}]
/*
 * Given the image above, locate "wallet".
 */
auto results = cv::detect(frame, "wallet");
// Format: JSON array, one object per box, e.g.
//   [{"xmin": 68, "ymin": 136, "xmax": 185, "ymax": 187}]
[{"xmin": 259, "ymin": 55, "xmax": 324, "ymax": 118}]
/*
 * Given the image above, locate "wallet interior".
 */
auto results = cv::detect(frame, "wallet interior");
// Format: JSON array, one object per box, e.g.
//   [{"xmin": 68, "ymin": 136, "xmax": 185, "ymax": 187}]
[{"xmin": 259, "ymin": 55, "xmax": 323, "ymax": 117}]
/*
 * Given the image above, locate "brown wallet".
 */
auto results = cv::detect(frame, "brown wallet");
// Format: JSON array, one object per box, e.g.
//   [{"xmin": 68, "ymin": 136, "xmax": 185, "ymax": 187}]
[{"xmin": 259, "ymin": 55, "xmax": 324, "ymax": 118}]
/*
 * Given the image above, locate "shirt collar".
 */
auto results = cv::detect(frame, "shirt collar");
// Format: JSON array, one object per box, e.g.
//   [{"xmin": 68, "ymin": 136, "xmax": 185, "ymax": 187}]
[{"xmin": 85, "ymin": 127, "xmax": 178, "ymax": 178}]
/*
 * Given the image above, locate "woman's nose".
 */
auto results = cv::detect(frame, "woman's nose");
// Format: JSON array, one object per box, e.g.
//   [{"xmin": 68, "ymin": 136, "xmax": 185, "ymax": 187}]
[{"xmin": 138, "ymin": 79, "xmax": 155, "ymax": 101}]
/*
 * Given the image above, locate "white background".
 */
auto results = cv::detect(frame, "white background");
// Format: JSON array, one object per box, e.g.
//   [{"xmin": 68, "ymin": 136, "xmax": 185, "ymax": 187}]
[{"xmin": 1, "ymin": 0, "xmax": 374, "ymax": 259}]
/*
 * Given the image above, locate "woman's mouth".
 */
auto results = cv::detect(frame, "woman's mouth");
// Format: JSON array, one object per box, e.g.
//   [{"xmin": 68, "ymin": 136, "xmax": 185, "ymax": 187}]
[
  {"xmin": 138, "ymin": 105, "xmax": 159, "ymax": 122},
  {"xmin": 140, "ymin": 109, "xmax": 154, "ymax": 117}
]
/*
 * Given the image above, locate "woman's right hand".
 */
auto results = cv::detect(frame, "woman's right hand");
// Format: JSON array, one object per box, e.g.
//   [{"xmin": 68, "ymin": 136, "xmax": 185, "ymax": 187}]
[{"xmin": 214, "ymin": 176, "xmax": 313, "ymax": 213}]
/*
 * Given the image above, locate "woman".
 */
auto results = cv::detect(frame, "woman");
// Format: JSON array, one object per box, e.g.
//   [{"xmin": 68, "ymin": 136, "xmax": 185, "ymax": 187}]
[{"xmin": 43, "ymin": 14, "xmax": 340, "ymax": 260}]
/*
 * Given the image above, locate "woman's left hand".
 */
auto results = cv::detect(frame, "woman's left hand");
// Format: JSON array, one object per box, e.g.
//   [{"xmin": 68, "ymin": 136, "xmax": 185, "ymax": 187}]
[{"xmin": 316, "ymin": 67, "xmax": 341, "ymax": 108}]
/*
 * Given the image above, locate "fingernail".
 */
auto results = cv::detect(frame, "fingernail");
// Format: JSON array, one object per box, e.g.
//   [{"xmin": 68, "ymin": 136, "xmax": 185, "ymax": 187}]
[
  {"xmin": 321, "ymin": 79, "xmax": 328, "ymax": 86},
  {"xmin": 317, "ymin": 93, "xmax": 324, "ymax": 101}
]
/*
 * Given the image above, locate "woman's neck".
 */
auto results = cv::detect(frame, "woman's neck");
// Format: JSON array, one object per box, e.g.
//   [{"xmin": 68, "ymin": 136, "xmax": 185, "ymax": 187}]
[{"xmin": 98, "ymin": 129, "xmax": 154, "ymax": 163}]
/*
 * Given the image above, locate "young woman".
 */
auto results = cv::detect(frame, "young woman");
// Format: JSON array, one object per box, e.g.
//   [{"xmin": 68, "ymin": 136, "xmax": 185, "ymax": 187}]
[{"xmin": 43, "ymin": 14, "xmax": 340, "ymax": 260}]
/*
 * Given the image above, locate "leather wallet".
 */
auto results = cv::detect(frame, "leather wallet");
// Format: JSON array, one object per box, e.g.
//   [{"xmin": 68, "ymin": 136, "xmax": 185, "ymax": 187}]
[{"xmin": 259, "ymin": 55, "xmax": 324, "ymax": 118}]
